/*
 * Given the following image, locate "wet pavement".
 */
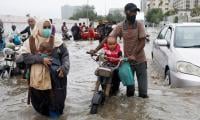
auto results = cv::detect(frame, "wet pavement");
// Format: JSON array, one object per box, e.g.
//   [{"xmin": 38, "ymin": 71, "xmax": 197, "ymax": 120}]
[{"xmin": 0, "ymin": 28, "xmax": 200, "ymax": 120}]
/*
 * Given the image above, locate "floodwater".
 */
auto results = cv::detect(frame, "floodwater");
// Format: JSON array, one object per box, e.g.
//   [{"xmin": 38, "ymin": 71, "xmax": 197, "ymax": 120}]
[{"xmin": 0, "ymin": 28, "xmax": 200, "ymax": 120}]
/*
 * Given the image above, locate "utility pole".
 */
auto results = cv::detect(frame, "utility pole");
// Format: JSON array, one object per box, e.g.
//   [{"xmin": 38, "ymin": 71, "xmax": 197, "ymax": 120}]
[
  {"xmin": 87, "ymin": 0, "xmax": 89, "ymax": 26},
  {"xmin": 105, "ymin": 0, "xmax": 107, "ymax": 17}
]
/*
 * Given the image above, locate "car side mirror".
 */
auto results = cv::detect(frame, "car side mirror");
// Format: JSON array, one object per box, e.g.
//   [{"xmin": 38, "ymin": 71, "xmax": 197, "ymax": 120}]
[{"xmin": 155, "ymin": 39, "xmax": 169, "ymax": 47}]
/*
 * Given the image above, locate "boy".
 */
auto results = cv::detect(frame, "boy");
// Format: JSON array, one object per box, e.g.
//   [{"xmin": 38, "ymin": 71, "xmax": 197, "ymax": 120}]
[{"xmin": 95, "ymin": 36, "xmax": 122, "ymax": 97}]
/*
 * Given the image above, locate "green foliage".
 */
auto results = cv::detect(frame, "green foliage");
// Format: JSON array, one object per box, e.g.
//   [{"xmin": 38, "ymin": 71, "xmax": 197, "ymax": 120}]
[
  {"xmin": 191, "ymin": 6, "xmax": 200, "ymax": 17},
  {"xmin": 106, "ymin": 9, "xmax": 125, "ymax": 22},
  {"xmin": 70, "ymin": 5, "xmax": 97, "ymax": 21},
  {"xmin": 164, "ymin": 10, "xmax": 176, "ymax": 16},
  {"xmin": 69, "ymin": 16, "xmax": 75, "ymax": 20},
  {"xmin": 96, "ymin": 15, "xmax": 105, "ymax": 21},
  {"xmin": 174, "ymin": 16, "xmax": 178, "ymax": 23},
  {"xmin": 146, "ymin": 8, "xmax": 164, "ymax": 24},
  {"xmin": 70, "ymin": 6, "xmax": 125, "ymax": 22}
]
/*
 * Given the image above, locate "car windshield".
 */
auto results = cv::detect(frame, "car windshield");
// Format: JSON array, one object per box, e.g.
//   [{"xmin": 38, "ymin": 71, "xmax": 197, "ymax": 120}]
[{"xmin": 175, "ymin": 26, "xmax": 200, "ymax": 48}]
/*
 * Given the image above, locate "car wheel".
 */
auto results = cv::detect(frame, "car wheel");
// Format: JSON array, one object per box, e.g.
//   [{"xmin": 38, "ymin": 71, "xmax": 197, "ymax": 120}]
[{"xmin": 165, "ymin": 70, "xmax": 171, "ymax": 85}]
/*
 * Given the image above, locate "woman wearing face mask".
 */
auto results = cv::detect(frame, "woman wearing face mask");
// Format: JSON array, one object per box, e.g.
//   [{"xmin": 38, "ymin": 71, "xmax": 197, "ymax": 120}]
[
  {"xmin": 90, "ymin": 3, "xmax": 148, "ymax": 98},
  {"xmin": 21, "ymin": 19, "xmax": 70, "ymax": 118}
]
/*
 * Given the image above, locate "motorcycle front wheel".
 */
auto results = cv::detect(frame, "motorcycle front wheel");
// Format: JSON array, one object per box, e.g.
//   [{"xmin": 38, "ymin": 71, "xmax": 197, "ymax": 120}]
[{"xmin": 90, "ymin": 104, "xmax": 98, "ymax": 114}]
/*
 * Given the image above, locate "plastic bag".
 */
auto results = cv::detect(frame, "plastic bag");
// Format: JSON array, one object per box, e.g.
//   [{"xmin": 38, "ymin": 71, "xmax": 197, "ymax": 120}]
[
  {"xmin": 13, "ymin": 35, "xmax": 21, "ymax": 45},
  {"xmin": 118, "ymin": 61, "xmax": 134, "ymax": 86}
]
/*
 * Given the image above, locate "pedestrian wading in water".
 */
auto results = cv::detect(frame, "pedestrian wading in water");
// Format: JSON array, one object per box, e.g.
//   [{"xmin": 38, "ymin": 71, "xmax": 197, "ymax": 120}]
[
  {"xmin": 90, "ymin": 3, "xmax": 148, "ymax": 98},
  {"xmin": 21, "ymin": 19, "xmax": 70, "ymax": 118}
]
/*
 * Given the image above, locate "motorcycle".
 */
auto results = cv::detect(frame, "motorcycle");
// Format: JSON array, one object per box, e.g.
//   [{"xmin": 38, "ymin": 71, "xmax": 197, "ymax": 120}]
[
  {"xmin": 0, "ymin": 45, "xmax": 23, "ymax": 80},
  {"xmin": 87, "ymin": 51, "xmax": 121, "ymax": 114},
  {"xmin": 62, "ymin": 31, "xmax": 72, "ymax": 40}
]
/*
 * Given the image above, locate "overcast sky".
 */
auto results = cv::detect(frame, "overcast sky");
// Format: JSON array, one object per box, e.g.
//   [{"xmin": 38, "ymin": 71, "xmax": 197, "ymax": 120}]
[{"xmin": 0, "ymin": 0, "xmax": 140, "ymax": 18}]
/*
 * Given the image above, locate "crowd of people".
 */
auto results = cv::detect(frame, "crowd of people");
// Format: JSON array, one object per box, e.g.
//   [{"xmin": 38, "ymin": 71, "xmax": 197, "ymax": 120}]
[
  {"xmin": 0, "ymin": 18, "xmax": 118, "ymax": 46},
  {"xmin": 0, "ymin": 2, "xmax": 148, "ymax": 119},
  {"xmin": 61, "ymin": 20, "xmax": 117, "ymax": 43}
]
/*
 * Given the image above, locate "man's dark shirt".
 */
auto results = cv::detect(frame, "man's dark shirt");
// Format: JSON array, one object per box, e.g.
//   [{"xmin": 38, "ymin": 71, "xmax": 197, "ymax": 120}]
[{"xmin": 20, "ymin": 26, "xmax": 31, "ymax": 38}]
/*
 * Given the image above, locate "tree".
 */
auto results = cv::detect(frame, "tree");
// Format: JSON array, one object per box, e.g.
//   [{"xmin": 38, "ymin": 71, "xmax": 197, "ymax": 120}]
[
  {"xmin": 96, "ymin": 15, "xmax": 105, "ymax": 21},
  {"xmin": 164, "ymin": 10, "xmax": 176, "ymax": 16},
  {"xmin": 146, "ymin": 8, "xmax": 164, "ymax": 24},
  {"xmin": 69, "ymin": 5, "xmax": 125, "ymax": 22},
  {"xmin": 106, "ymin": 9, "xmax": 125, "ymax": 22},
  {"xmin": 70, "ymin": 5, "xmax": 97, "ymax": 21},
  {"xmin": 174, "ymin": 16, "xmax": 178, "ymax": 23},
  {"xmin": 191, "ymin": 6, "xmax": 200, "ymax": 17}
]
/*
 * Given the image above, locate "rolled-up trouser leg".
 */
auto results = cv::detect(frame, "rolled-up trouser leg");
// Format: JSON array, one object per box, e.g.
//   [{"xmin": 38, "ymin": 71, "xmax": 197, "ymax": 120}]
[
  {"xmin": 126, "ymin": 85, "xmax": 135, "ymax": 97},
  {"xmin": 134, "ymin": 62, "xmax": 148, "ymax": 97},
  {"xmin": 126, "ymin": 64, "xmax": 136, "ymax": 97},
  {"xmin": 126, "ymin": 65, "xmax": 136, "ymax": 97},
  {"xmin": 111, "ymin": 69, "xmax": 120, "ymax": 95}
]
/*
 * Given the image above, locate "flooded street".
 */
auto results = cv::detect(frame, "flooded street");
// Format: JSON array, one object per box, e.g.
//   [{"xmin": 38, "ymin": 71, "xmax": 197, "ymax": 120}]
[{"xmin": 0, "ymin": 28, "xmax": 200, "ymax": 120}]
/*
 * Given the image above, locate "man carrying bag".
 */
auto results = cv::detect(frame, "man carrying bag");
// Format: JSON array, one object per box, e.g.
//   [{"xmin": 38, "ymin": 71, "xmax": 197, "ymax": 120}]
[{"xmin": 90, "ymin": 3, "xmax": 148, "ymax": 98}]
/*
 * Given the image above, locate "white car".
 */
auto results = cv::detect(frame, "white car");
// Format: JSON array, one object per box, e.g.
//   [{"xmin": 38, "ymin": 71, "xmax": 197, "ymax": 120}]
[{"xmin": 152, "ymin": 23, "xmax": 200, "ymax": 87}]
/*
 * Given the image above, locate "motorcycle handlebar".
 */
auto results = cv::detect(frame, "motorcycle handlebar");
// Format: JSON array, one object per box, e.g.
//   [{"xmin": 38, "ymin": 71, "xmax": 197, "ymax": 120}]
[{"xmin": 86, "ymin": 51, "xmax": 98, "ymax": 56}]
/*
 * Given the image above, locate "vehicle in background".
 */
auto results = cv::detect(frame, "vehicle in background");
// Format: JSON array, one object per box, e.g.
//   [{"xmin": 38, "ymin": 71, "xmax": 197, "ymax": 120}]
[{"xmin": 81, "ymin": 30, "xmax": 100, "ymax": 40}]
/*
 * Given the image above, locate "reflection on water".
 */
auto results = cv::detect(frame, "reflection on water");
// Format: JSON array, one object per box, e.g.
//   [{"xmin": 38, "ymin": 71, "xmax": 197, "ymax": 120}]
[{"xmin": 0, "ymin": 34, "xmax": 200, "ymax": 120}]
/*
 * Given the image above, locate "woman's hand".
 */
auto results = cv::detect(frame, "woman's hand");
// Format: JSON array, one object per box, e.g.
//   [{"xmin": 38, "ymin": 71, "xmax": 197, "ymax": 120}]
[
  {"xmin": 43, "ymin": 58, "xmax": 52, "ymax": 67},
  {"xmin": 57, "ymin": 67, "xmax": 64, "ymax": 78}
]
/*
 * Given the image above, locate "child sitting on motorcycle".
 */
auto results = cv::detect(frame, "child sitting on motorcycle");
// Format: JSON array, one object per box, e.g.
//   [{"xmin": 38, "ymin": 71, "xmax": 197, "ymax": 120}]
[
  {"xmin": 95, "ymin": 36, "xmax": 122, "ymax": 97},
  {"xmin": 103, "ymin": 37, "xmax": 122, "ymax": 65}
]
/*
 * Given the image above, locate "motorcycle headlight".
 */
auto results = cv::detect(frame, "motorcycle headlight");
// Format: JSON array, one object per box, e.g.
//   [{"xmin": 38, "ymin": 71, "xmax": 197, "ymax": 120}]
[{"xmin": 177, "ymin": 61, "xmax": 200, "ymax": 77}]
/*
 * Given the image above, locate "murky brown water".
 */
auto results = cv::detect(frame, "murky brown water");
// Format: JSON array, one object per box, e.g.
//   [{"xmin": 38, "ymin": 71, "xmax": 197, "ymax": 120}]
[{"xmin": 0, "ymin": 28, "xmax": 200, "ymax": 120}]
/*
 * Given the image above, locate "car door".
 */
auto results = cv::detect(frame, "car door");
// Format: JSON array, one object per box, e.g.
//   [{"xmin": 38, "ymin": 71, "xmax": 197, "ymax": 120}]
[
  {"xmin": 153, "ymin": 26, "xmax": 168, "ymax": 65},
  {"xmin": 158, "ymin": 27, "xmax": 172, "ymax": 69}
]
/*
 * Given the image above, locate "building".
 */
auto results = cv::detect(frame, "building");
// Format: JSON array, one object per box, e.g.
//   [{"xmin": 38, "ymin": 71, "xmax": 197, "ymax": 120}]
[
  {"xmin": 169, "ymin": 0, "xmax": 174, "ymax": 9},
  {"xmin": 141, "ymin": 0, "xmax": 147, "ymax": 12},
  {"xmin": 172, "ymin": 0, "xmax": 200, "ymax": 21},
  {"xmin": 148, "ymin": 0, "xmax": 171, "ymax": 13},
  {"xmin": 173, "ymin": 0, "xmax": 200, "ymax": 10},
  {"xmin": 173, "ymin": 0, "xmax": 191, "ymax": 10},
  {"xmin": 190, "ymin": 0, "xmax": 200, "ymax": 8},
  {"xmin": 61, "ymin": 5, "xmax": 80, "ymax": 19},
  {"xmin": 147, "ymin": 0, "xmax": 151, "ymax": 12}
]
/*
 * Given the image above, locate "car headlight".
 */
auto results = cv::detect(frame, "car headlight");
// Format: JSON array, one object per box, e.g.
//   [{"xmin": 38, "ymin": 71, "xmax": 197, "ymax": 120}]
[{"xmin": 177, "ymin": 61, "xmax": 200, "ymax": 77}]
